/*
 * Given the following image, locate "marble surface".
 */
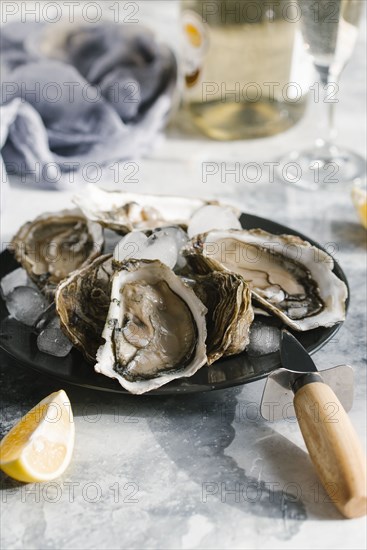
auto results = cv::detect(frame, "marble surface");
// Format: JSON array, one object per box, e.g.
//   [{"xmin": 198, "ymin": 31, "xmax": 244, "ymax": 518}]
[{"xmin": 1, "ymin": 2, "xmax": 366, "ymax": 549}]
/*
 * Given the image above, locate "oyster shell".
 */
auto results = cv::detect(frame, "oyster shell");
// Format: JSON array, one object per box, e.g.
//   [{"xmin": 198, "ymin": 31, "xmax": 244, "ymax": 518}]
[
  {"xmin": 11, "ymin": 208, "xmax": 104, "ymax": 295},
  {"xmin": 55, "ymin": 254, "xmax": 113, "ymax": 362},
  {"xmin": 73, "ymin": 184, "xmax": 211, "ymax": 234},
  {"xmin": 95, "ymin": 259, "xmax": 207, "ymax": 394},
  {"xmin": 184, "ymin": 229, "xmax": 348, "ymax": 331},
  {"xmin": 189, "ymin": 271, "xmax": 254, "ymax": 364}
]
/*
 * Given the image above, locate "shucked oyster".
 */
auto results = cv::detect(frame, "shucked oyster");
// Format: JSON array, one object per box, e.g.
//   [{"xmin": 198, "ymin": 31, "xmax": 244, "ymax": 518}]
[
  {"xmin": 95, "ymin": 259, "xmax": 207, "ymax": 394},
  {"xmin": 56, "ymin": 233, "xmax": 253, "ymax": 389},
  {"xmin": 55, "ymin": 254, "xmax": 113, "ymax": 362},
  {"xmin": 11, "ymin": 208, "xmax": 104, "ymax": 295},
  {"xmin": 184, "ymin": 229, "xmax": 348, "ymax": 331},
  {"xmin": 73, "ymin": 184, "xmax": 211, "ymax": 234},
  {"xmin": 189, "ymin": 270, "xmax": 254, "ymax": 364}
]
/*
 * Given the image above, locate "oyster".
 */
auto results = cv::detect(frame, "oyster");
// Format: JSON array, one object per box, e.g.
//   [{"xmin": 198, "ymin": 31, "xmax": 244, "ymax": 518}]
[
  {"xmin": 184, "ymin": 229, "xmax": 348, "ymax": 331},
  {"xmin": 95, "ymin": 259, "xmax": 207, "ymax": 394},
  {"xmin": 73, "ymin": 184, "xmax": 211, "ymax": 234},
  {"xmin": 55, "ymin": 254, "xmax": 113, "ymax": 362},
  {"xmin": 189, "ymin": 270, "xmax": 254, "ymax": 364},
  {"xmin": 11, "ymin": 208, "xmax": 104, "ymax": 294}
]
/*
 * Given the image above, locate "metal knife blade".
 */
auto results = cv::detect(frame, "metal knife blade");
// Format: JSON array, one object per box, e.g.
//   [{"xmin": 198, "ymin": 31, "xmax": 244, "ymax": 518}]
[
  {"xmin": 261, "ymin": 330, "xmax": 354, "ymax": 421},
  {"xmin": 280, "ymin": 330, "xmax": 318, "ymax": 374}
]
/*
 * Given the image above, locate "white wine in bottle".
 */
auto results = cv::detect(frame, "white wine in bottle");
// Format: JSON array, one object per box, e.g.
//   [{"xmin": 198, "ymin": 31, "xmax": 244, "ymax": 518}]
[{"xmin": 181, "ymin": 0, "xmax": 311, "ymax": 140}]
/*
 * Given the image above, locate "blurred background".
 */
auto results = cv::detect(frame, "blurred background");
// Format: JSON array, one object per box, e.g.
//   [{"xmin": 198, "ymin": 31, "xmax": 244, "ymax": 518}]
[{"xmin": 1, "ymin": 0, "xmax": 366, "ymax": 200}]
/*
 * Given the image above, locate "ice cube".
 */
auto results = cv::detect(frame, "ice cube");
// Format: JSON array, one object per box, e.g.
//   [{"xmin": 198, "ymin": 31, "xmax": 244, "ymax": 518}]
[
  {"xmin": 114, "ymin": 230, "xmax": 179, "ymax": 269},
  {"xmin": 247, "ymin": 321, "xmax": 281, "ymax": 356},
  {"xmin": 37, "ymin": 317, "xmax": 73, "ymax": 357},
  {"xmin": 114, "ymin": 232, "xmax": 148, "ymax": 262},
  {"xmin": 187, "ymin": 205, "xmax": 241, "ymax": 238},
  {"xmin": 5, "ymin": 286, "xmax": 49, "ymax": 327},
  {"xmin": 1, "ymin": 268, "xmax": 28, "ymax": 298},
  {"xmin": 142, "ymin": 233, "xmax": 178, "ymax": 269},
  {"xmin": 153, "ymin": 226, "xmax": 188, "ymax": 269},
  {"xmin": 153, "ymin": 226, "xmax": 188, "ymax": 250}
]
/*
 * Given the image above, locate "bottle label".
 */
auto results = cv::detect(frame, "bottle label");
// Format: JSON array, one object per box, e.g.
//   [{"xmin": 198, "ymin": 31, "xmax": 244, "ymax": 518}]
[
  {"xmin": 182, "ymin": 8, "xmax": 300, "ymax": 103},
  {"xmin": 182, "ymin": 10, "xmax": 209, "ymax": 88}
]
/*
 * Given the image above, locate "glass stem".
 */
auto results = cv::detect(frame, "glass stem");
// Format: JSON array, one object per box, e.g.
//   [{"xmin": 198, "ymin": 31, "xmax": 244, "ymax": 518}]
[
  {"xmin": 327, "ymin": 98, "xmax": 336, "ymax": 143},
  {"xmin": 317, "ymin": 78, "xmax": 339, "ymax": 151}
]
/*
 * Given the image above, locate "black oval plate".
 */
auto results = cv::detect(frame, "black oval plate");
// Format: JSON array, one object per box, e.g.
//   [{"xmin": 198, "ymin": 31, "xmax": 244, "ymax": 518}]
[{"xmin": 0, "ymin": 213, "xmax": 349, "ymax": 395}]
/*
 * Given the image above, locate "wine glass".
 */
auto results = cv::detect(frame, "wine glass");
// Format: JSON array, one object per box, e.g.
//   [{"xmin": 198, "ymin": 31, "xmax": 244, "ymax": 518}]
[{"xmin": 279, "ymin": 0, "xmax": 365, "ymax": 189}]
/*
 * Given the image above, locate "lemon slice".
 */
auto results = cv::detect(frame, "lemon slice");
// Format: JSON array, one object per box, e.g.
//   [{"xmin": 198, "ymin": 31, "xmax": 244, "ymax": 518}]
[
  {"xmin": 352, "ymin": 186, "xmax": 367, "ymax": 229},
  {"xmin": 0, "ymin": 390, "xmax": 75, "ymax": 482}
]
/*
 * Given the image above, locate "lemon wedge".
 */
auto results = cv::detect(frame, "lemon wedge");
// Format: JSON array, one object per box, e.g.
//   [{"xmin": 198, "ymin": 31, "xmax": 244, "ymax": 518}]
[
  {"xmin": 0, "ymin": 390, "xmax": 75, "ymax": 482},
  {"xmin": 352, "ymin": 185, "xmax": 367, "ymax": 229}
]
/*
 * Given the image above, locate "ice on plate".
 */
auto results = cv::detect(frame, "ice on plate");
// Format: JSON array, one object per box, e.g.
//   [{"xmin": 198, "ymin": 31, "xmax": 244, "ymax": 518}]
[
  {"xmin": 153, "ymin": 226, "xmax": 188, "ymax": 269},
  {"xmin": 5, "ymin": 286, "xmax": 49, "ymax": 327},
  {"xmin": 1, "ymin": 268, "xmax": 29, "ymax": 298},
  {"xmin": 37, "ymin": 316, "xmax": 73, "ymax": 357},
  {"xmin": 114, "ymin": 227, "xmax": 188, "ymax": 270},
  {"xmin": 187, "ymin": 205, "xmax": 241, "ymax": 238},
  {"xmin": 246, "ymin": 321, "xmax": 281, "ymax": 356}
]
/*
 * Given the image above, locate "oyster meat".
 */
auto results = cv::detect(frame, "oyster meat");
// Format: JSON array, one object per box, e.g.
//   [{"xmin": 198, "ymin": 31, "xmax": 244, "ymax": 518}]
[
  {"xmin": 185, "ymin": 229, "xmax": 348, "ymax": 331},
  {"xmin": 11, "ymin": 208, "xmax": 104, "ymax": 294},
  {"xmin": 95, "ymin": 259, "xmax": 207, "ymax": 394},
  {"xmin": 55, "ymin": 254, "xmax": 113, "ymax": 362},
  {"xmin": 73, "ymin": 184, "xmax": 212, "ymax": 234}
]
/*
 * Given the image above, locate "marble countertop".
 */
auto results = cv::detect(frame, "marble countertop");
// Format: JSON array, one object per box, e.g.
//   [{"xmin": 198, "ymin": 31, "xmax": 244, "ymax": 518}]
[{"xmin": 1, "ymin": 3, "xmax": 366, "ymax": 549}]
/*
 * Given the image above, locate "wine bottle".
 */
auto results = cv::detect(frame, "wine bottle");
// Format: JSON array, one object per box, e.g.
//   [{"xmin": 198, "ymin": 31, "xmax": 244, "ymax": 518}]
[{"xmin": 181, "ymin": 0, "xmax": 312, "ymax": 140}]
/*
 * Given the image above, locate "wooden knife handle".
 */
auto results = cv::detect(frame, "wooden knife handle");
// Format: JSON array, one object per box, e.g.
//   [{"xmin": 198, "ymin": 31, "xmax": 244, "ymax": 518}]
[{"xmin": 294, "ymin": 381, "xmax": 367, "ymax": 518}]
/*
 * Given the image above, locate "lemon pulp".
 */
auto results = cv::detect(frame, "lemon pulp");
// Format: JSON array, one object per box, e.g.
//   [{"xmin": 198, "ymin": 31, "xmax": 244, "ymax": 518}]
[{"xmin": 0, "ymin": 390, "xmax": 75, "ymax": 482}]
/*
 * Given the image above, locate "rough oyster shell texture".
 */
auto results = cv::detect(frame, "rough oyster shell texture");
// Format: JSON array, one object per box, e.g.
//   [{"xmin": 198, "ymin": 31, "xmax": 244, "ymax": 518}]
[
  {"xmin": 73, "ymin": 184, "xmax": 213, "ymax": 234},
  {"xmin": 184, "ymin": 229, "xmax": 348, "ymax": 331},
  {"xmin": 11, "ymin": 208, "xmax": 104, "ymax": 295},
  {"xmin": 190, "ymin": 271, "xmax": 254, "ymax": 365},
  {"xmin": 55, "ymin": 254, "xmax": 113, "ymax": 362}
]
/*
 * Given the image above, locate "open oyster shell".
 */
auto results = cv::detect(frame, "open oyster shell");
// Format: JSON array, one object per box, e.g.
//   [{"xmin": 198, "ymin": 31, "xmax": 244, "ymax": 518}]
[
  {"xmin": 73, "ymin": 184, "xmax": 215, "ymax": 233},
  {"xmin": 187, "ymin": 271, "xmax": 254, "ymax": 364},
  {"xmin": 184, "ymin": 229, "xmax": 348, "ymax": 331},
  {"xmin": 55, "ymin": 254, "xmax": 113, "ymax": 362},
  {"xmin": 95, "ymin": 259, "xmax": 208, "ymax": 394},
  {"xmin": 11, "ymin": 208, "xmax": 104, "ymax": 295}
]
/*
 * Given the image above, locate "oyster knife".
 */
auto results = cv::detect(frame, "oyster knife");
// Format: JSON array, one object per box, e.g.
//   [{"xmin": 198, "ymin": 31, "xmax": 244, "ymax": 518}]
[{"xmin": 261, "ymin": 330, "xmax": 367, "ymax": 519}]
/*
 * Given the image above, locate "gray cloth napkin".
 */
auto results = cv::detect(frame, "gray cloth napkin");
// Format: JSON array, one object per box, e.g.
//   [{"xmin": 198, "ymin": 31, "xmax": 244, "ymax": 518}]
[{"xmin": 0, "ymin": 22, "xmax": 177, "ymax": 190}]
